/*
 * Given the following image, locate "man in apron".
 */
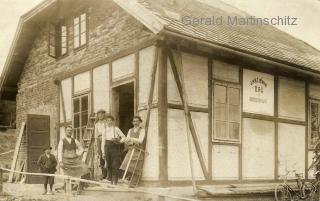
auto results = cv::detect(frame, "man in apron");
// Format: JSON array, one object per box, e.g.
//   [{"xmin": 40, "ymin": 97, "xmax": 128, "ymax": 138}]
[
  {"xmin": 120, "ymin": 116, "xmax": 145, "ymax": 182},
  {"xmin": 101, "ymin": 115, "xmax": 126, "ymax": 185},
  {"xmin": 58, "ymin": 126, "xmax": 90, "ymax": 178}
]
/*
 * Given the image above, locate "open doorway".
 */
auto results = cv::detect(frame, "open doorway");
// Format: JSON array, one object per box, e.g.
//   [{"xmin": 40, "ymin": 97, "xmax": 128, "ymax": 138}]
[{"xmin": 112, "ymin": 82, "xmax": 134, "ymax": 136}]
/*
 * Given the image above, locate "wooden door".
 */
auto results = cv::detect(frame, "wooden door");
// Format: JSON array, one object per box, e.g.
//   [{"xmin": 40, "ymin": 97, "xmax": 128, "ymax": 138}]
[{"xmin": 26, "ymin": 114, "xmax": 50, "ymax": 184}]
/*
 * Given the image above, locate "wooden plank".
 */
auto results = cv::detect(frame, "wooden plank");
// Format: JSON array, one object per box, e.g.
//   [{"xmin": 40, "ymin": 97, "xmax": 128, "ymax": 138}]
[
  {"xmin": 158, "ymin": 46, "xmax": 168, "ymax": 185},
  {"xmin": 208, "ymin": 58, "xmax": 213, "ymax": 180},
  {"xmin": 8, "ymin": 122, "xmax": 26, "ymax": 183},
  {"xmin": 167, "ymin": 103, "xmax": 209, "ymax": 113},
  {"xmin": 54, "ymin": 37, "xmax": 160, "ymax": 81},
  {"xmin": 167, "ymin": 47, "xmax": 210, "ymax": 180},
  {"xmin": 134, "ymin": 52, "xmax": 139, "ymax": 114},
  {"xmin": 305, "ymin": 81, "xmax": 309, "ymax": 179},
  {"xmin": 239, "ymin": 67, "xmax": 243, "ymax": 181},
  {"xmin": 144, "ymin": 47, "xmax": 159, "ymax": 139},
  {"xmin": 113, "ymin": 0, "xmax": 164, "ymax": 34},
  {"xmin": 59, "ymin": 83, "xmax": 67, "ymax": 123},
  {"xmin": 274, "ymin": 76, "xmax": 279, "ymax": 181}
]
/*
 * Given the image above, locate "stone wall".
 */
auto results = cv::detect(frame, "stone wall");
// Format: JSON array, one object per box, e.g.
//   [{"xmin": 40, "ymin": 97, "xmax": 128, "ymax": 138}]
[{"xmin": 15, "ymin": 0, "xmax": 154, "ymax": 164}]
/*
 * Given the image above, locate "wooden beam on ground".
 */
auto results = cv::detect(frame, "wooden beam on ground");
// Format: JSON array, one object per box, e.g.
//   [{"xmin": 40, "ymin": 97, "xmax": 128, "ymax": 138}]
[
  {"xmin": 167, "ymin": 47, "xmax": 209, "ymax": 180},
  {"xmin": 8, "ymin": 122, "xmax": 26, "ymax": 183}
]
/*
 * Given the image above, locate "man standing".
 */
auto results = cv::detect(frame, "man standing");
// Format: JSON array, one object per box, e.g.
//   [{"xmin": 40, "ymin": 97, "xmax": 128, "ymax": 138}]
[
  {"xmin": 120, "ymin": 116, "xmax": 145, "ymax": 183},
  {"xmin": 37, "ymin": 146, "xmax": 57, "ymax": 195},
  {"xmin": 94, "ymin": 109, "xmax": 108, "ymax": 180},
  {"xmin": 101, "ymin": 115, "xmax": 126, "ymax": 185},
  {"xmin": 57, "ymin": 126, "xmax": 90, "ymax": 178}
]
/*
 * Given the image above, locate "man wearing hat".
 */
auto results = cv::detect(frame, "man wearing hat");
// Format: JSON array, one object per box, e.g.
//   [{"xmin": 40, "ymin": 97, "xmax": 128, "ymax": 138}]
[
  {"xmin": 94, "ymin": 109, "xmax": 108, "ymax": 180},
  {"xmin": 120, "ymin": 116, "xmax": 145, "ymax": 184},
  {"xmin": 37, "ymin": 146, "xmax": 57, "ymax": 195},
  {"xmin": 101, "ymin": 114, "xmax": 126, "ymax": 185}
]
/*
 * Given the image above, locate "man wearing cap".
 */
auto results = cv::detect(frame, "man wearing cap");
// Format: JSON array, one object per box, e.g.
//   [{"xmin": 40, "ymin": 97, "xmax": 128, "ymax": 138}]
[
  {"xmin": 94, "ymin": 109, "xmax": 108, "ymax": 180},
  {"xmin": 101, "ymin": 115, "xmax": 126, "ymax": 185},
  {"xmin": 37, "ymin": 146, "xmax": 57, "ymax": 195}
]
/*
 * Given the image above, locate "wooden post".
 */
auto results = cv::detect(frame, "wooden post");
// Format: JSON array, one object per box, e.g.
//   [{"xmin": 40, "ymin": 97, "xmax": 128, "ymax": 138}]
[
  {"xmin": 9, "ymin": 122, "xmax": 26, "ymax": 183},
  {"xmin": 65, "ymin": 178, "xmax": 72, "ymax": 201},
  {"xmin": 158, "ymin": 46, "xmax": 168, "ymax": 186},
  {"xmin": 167, "ymin": 47, "xmax": 196, "ymax": 193},
  {"xmin": 167, "ymin": 47, "xmax": 209, "ymax": 180},
  {"xmin": 0, "ymin": 169, "xmax": 3, "ymax": 194}
]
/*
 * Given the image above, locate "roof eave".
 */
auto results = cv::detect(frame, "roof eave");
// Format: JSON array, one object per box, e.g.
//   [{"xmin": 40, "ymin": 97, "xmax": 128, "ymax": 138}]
[{"xmin": 0, "ymin": 0, "xmax": 57, "ymax": 97}]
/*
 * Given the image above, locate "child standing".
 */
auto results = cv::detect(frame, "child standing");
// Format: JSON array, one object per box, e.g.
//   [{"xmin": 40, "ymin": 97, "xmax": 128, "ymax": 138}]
[{"xmin": 37, "ymin": 146, "xmax": 57, "ymax": 195}]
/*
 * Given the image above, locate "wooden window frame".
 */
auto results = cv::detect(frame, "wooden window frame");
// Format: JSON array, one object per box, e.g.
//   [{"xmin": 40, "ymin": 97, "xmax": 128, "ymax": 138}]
[
  {"xmin": 48, "ymin": 20, "xmax": 68, "ymax": 59},
  {"xmin": 213, "ymin": 81, "xmax": 242, "ymax": 143},
  {"xmin": 72, "ymin": 93, "xmax": 91, "ymax": 141},
  {"xmin": 308, "ymin": 98, "xmax": 320, "ymax": 150},
  {"xmin": 73, "ymin": 12, "xmax": 88, "ymax": 50}
]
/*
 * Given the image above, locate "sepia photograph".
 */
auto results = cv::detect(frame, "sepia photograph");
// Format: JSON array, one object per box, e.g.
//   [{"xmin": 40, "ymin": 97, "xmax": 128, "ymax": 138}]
[{"xmin": 0, "ymin": 0, "xmax": 319, "ymax": 200}]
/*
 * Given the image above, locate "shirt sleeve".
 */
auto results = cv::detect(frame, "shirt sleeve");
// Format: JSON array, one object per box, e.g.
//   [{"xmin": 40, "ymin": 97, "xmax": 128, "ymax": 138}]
[
  {"xmin": 101, "ymin": 131, "xmax": 105, "ymax": 155},
  {"xmin": 37, "ymin": 155, "xmax": 43, "ymax": 167},
  {"xmin": 116, "ymin": 127, "xmax": 126, "ymax": 138},
  {"xmin": 57, "ymin": 140, "xmax": 63, "ymax": 162},
  {"xmin": 131, "ymin": 128, "xmax": 146, "ymax": 144},
  {"xmin": 94, "ymin": 123, "xmax": 99, "ymax": 138}
]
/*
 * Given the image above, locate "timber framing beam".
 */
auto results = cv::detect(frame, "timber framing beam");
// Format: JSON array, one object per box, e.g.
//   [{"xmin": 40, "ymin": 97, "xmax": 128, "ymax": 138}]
[
  {"xmin": 167, "ymin": 46, "xmax": 210, "ymax": 180},
  {"xmin": 157, "ymin": 46, "xmax": 168, "ymax": 185}
]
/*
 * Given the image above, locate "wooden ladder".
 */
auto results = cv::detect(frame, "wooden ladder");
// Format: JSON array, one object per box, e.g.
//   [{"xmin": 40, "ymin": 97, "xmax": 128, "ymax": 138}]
[
  {"xmin": 122, "ymin": 146, "xmax": 147, "ymax": 187},
  {"xmin": 82, "ymin": 114, "xmax": 96, "ymax": 176}
]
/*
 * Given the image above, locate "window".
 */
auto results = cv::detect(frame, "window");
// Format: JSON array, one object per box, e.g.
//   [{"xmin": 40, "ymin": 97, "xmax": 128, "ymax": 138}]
[
  {"xmin": 309, "ymin": 100, "xmax": 320, "ymax": 149},
  {"xmin": 48, "ymin": 21, "xmax": 68, "ymax": 58},
  {"xmin": 73, "ymin": 13, "xmax": 87, "ymax": 49},
  {"xmin": 73, "ymin": 94, "xmax": 89, "ymax": 141},
  {"xmin": 213, "ymin": 82, "xmax": 241, "ymax": 141}
]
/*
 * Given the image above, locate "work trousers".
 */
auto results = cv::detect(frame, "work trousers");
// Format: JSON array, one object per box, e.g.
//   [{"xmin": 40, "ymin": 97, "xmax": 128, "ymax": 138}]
[
  {"xmin": 44, "ymin": 176, "xmax": 54, "ymax": 185},
  {"xmin": 104, "ymin": 140, "xmax": 121, "ymax": 184}
]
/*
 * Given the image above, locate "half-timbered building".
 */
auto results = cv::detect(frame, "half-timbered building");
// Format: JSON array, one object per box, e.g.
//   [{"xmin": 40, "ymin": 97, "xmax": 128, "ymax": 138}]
[{"xmin": 1, "ymin": 0, "xmax": 320, "ymax": 186}]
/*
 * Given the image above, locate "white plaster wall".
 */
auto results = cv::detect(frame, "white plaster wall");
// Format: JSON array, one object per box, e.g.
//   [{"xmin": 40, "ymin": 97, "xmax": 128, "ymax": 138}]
[
  {"xmin": 191, "ymin": 111, "xmax": 208, "ymax": 167},
  {"xmin": 309, "ymin": 83, "xmax": 320, "ymax": 100},
  {"xmin": 167, "ymin": 58, "xmax": 182, "ymax": 104},
  {"xmin": 181, "ymin": 53, "xmax": 208, "ymax": 107},
  {"xmin": 138, "ymin": 46, "xmax": 157, "ymax": 106},
  {"xmin": 168, "ymin": 109, "xmax": 205, "ymax": 180},
  {"xmin": 212, "ymin": 145, "xmax": 239, "ymax": 180},
  {"xmin": 278, "ymin": 123, "xmax": 305, "ymax": 178},
  {"xmin": 213, "ymin": 60, "xmax": 239, "ymax": 83},
  {"xmin": 93, "ymin": 64, "xmax": 110, "ymax": 113},
  {"xmin": 60, "ymin": 78, "xmax": 72, "ymax": 122},
  {"xmin": 74, "ymin": 71, "xmax": 90, "ymax": 94},
  {"xmin": 243, "ymin": 69, "xmax": 274, "ymax": 116},
  {"xmin": 141, "ymin": 109, "xmax": 159, "ymax": 180},
  {"xmin": 242, "ymin": 118, "xmax": 275, "ymax": 179},
  {"xmin": 112, "ymin": 53, "xmax": 135, "ymax": 81},
  {"xmin": 278, "ymin": 78, "xmax": 305, "ymax": 121},
  {"xmin": 308, "ymin": 151, "xmax": 315, "ymax": 179}
]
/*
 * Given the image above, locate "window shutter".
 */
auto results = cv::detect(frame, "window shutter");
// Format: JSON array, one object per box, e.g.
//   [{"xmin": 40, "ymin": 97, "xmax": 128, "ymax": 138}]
[{"xmin": 48, "ymin": 23, "xmax": 56, "ymax": 58}]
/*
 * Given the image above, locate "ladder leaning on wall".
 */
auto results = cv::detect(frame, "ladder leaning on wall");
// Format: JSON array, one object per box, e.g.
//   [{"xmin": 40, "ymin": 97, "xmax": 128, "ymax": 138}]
[{"xmin": 82, "ymin": 114, "xmax": 96, "ymax": 178}]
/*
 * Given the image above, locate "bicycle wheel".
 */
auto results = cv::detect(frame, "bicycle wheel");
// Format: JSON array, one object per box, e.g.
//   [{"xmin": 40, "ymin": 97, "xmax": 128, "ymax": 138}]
[
  {"xmin": 309, "ymin": 181, "xmax": 320, "ymax": 201},
  {"xmin": 302, "ymin": 182, "xmax": 315, "ymax": 200},
  {"xmin": 275, "ymin": 184, "xmax": 292, "ymax": 201}
]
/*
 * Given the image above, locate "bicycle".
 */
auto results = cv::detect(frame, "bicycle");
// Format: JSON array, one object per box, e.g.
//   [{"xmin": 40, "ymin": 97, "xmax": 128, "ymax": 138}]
[{"xmin": 275, "ymin": 170, "xmax": 315, "ymax": 201}]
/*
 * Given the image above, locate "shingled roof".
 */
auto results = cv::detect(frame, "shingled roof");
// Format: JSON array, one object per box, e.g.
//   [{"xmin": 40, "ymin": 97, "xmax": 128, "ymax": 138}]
[
  {"xmin": 115, "ymin": 0, "xmax": 320, "ymax": 72},
  {"xmin": 1, "ymin": 0, "xmax": 320, "ymax": 100}
]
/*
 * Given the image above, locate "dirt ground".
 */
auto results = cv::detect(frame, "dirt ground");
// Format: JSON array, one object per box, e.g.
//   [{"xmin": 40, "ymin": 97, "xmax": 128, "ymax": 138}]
[{"xmin": 0, "ymin": 183, "xmax": 275, "ymax": 201}]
